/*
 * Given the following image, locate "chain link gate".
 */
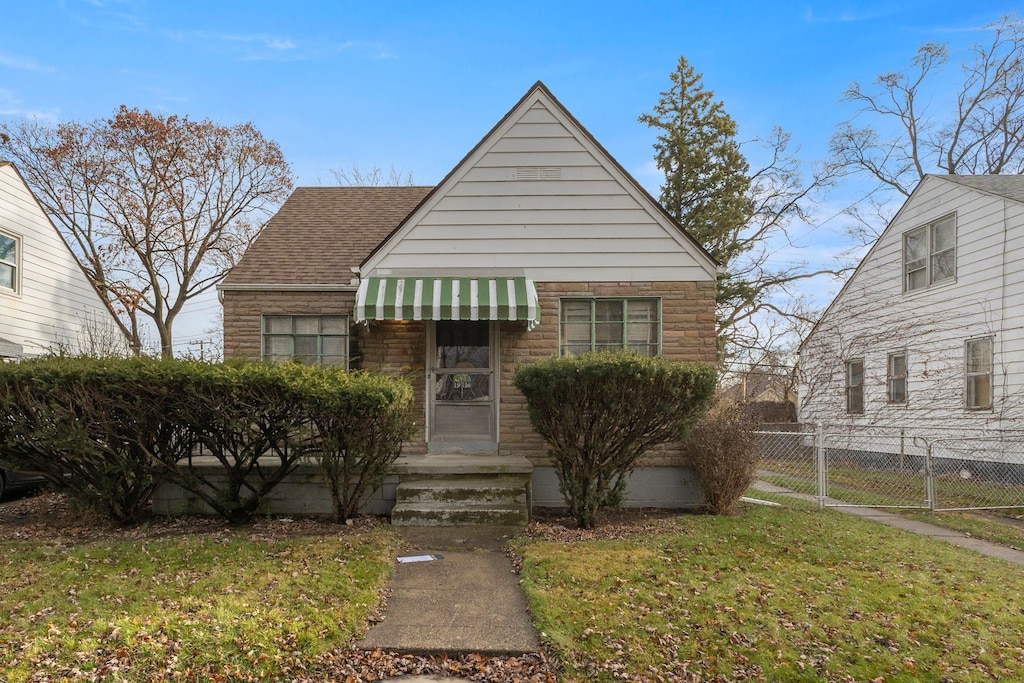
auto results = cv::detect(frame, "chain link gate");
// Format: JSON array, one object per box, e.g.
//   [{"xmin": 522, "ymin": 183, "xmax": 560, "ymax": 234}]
[{"xmin": 754, "ymin": 425, "xmax": 1024, "ymax": 513}]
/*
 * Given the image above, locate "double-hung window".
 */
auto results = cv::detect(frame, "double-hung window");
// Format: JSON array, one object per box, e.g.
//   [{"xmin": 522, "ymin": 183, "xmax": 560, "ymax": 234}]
[
  {"xmin": 0, "ymin": 231, "xmax": 19, "ymax": 294},
  {"xmin": 887, "ymin": 352, "xmax": 907, "ymax": 404},
  {"xmin": 965, "ymin": 337, "xmax": 993, "ymax": 410},
  {"xmin": 903, "ymin": 214, "xmax": 956, "ymax": 292},
  {"xmin": 845, "ymin": 359, "xmax": 864, "ymax": 414},
  {"xmin": 262, "ymin": 315, "xmax": 348, "ymax": 367},
  {"xmin": 559, "ymin": 298, "xmax": 660, "ymax": 357}
]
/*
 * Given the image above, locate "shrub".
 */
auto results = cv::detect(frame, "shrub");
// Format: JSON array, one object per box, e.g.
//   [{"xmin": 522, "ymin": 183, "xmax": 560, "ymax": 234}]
[
  {"xmin": 0, "ymin": 357, "xmax": 417, "ymax": 525},
  {"xmin": 168, "ymin": 361, "xmax": 311, "ymax": 525},
  {"xmin": 300, "ymin": 369, "xmax": 414, "ymax": 523},
  {"xmin": 740, "ymin": 400, "xmax": 797, "ymax": 425},
  {"xmin": 687, "ymin": 400, "xmax": 758, "ymax": 515},
  {"xmin": 0, "ymin": 357, "xmax": 192, "ymax": 523},
  {"xmin": 514, "ymin": 352, "xmax": 716, "ymax": 528}
]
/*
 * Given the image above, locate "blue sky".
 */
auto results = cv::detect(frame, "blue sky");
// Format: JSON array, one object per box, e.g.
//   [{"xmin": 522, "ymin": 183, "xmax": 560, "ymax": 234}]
[{"xmin": 0, "ymin": 1, "xmax": 1018, "ymax": 355}]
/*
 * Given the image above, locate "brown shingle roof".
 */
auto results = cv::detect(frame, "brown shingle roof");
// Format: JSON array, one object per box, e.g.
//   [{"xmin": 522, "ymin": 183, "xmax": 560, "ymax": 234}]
[{"xmin": 223, "ymin": 186, "xmax": 433, "ymax": 286}]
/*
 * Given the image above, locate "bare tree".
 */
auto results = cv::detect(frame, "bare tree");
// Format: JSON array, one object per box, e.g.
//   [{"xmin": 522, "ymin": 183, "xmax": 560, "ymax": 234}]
[
  {"xmin": 330, "ymin": 162, "xmax": 414, "ymax": 186},
  {"xmin": 1, "ymin": 107, "xmax": 293, "ymax": 357},
  {"xmin": 831, "ymin": 14, "xmax": 1024, "ymax": 241}
]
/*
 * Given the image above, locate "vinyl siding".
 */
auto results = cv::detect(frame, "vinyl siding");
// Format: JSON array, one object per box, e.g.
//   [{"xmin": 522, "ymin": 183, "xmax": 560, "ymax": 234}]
[
  {"xmin": 364, "ymin": 99, "xmax": 716, "ymax": 283},
  {"xmin": 799, "ymin": 176, "xmax": 1024, "ymax": 433},
  {"xmin": 0, "ymin": 164, "xmax": 126, "ymax": 357}
]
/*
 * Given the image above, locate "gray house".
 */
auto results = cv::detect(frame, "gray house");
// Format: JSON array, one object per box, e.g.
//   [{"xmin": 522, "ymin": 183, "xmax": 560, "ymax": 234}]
[{"xmin": 216, "ymin": 82, "xmax": 719, "ymax": 523}]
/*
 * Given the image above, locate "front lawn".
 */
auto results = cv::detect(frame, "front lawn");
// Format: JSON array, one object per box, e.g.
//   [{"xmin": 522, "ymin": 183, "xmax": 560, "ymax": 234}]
[
  {"xmin": 0, "ymin": 506, "xmax": 401, "ymax": 682},
  {"xmin": 516, "ymin": 503, "xmax": 1024, "ymax": 682},
  {"xmin": 7, "ymin": 491, "xmax": 1024, "ymax": 682}
]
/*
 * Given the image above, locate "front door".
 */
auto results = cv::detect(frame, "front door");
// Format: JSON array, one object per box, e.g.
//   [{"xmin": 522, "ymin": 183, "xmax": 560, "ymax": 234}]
[{"xmin": 429, "ymin": 320, "xmax": 497, "ymax": 448}]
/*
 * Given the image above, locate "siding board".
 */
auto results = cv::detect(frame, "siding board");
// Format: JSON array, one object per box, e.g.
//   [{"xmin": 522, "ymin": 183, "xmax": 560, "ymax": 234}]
[
  {"xmin": 365, "ymin": 88, "xmax": 716, "ymax": 284},
  {"xmin": 0, "ymin": 165, "xmax": 126, "ymax": 357},
  {"xmin": 474, "ymin": 151, "xmax": 599, "ymax": 167},
  {"xmin": 446, "ymin": 179, "xmax": 625, "ymax": 196},
  {"xmin": 432, "ymin": 194, "xmax": 641, "ymax": 211},
  {"xmin": 799, "ymin": 175, "xmax": 1024, "ymax": 432}
]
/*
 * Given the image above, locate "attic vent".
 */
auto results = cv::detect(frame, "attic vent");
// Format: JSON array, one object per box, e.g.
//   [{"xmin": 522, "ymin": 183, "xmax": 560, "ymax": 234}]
[{"xmin": 515, "ymin": 167, "xmax": 562, "ymax": 181}]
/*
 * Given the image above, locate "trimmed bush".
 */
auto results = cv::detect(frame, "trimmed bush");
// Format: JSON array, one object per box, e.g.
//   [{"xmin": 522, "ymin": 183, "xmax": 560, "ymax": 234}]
[
  {"xmin": 0, "ymin": 358, "xmax": 416, "ymax": 526},
  {"xmin": 168, "ymin": 361, "xmax": 312, "ymax": 524},
  {"xmin": 299, "ymin": 368, "xmax": 414, "ymax": 523},
  {"xmin": 687, "ymin": 400, "xmax": 758, "ymax": 515},
  {"xmin": 0, "ymin": 357, "xmax": 192, "ymax": 523},
  {"xmin": 513, "ymin": 352, "xmax": 716, "ymax": 529}
]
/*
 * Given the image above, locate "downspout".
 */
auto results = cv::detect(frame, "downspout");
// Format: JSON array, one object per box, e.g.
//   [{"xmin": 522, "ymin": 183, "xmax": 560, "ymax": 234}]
[{"xmin": 998, "ymin": 200, "xmax": 1009, "ymax": 426}]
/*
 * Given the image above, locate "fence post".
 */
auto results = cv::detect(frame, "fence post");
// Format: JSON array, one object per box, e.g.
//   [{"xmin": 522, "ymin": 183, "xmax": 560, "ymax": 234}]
[
  {"xmin": 816, "ymin": 422, "xmax": 826, "ymax": 510},
  {"xmin": 899, "ymin": 427, "xmax": 905, "ymax": 471},
  {"xmin": 925, "ymin": 440, "xmax": 935, "ymax": 511}
]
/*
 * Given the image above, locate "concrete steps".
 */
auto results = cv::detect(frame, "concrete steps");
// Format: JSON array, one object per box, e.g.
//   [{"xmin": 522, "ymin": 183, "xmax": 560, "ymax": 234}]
[{"xmin": 390, "ymin": 455, "xmax": 532, "ymax": 527}]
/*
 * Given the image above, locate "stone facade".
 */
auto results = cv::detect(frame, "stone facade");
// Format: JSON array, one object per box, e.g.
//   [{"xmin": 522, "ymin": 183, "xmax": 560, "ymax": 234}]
[
  {"xmin": 497, "ymin": 281, "xmax": 717, "ymax": 467},
  {"xmin": 223, "ymin": 280, "xmax": 717, "ymax": 469},
  {"xmin": 222, "ymin": 289, "xmax": 356, "ymax": 361},
  {"xmin": 357, "ymin": 320, "xmax": 428, "ymax": 454}
]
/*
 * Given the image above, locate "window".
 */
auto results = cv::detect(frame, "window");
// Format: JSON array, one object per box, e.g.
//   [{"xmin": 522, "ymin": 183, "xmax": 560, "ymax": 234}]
[
  {"xmin": 262, "ymin": 315, "xmax": 348, "ymax": 366},
  {"xmin": 845, "ymin": 359, "xmax": 864, "ymax": 414},
  {"xmin": 965, "ymin": 337, "xmax": 993, "ymax": 410},
  {"xmin": 559, "ymin": 298, "xmax": 660, "ymax": 356},
  {"xmin": 903, "ymin": 214, "xmax": 955, "ymax": 291},
  {"xmin": 887, "ymin": 352, "xmax": 907, "ymax": 403},
  {"xmin": 0, "ymin": 231, "xmax": 19, "ymax": 293}
]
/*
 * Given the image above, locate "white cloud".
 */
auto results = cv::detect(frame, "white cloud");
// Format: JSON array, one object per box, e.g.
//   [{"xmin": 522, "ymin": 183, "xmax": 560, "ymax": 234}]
[
  {"xmin": 629, "ymin": 159, "xmax": 662, "ymax": 195},
  {"xmin": 0, "ymin": 51, "xmax": 55, "ymax": 73},
  {"xmin": 335, "ymin": 40, "xmax": 399, "ymax": 61},
  {"xmin": 0, "ymin": 89, "xmax": 60, "ymax": 122},
  {"xmin": 801, "ymin": 7, "xmax": 897, "ymax": 24},
  {"xmin": 199, "ymin": 32, "xmax": 296, "ymax": 50}
]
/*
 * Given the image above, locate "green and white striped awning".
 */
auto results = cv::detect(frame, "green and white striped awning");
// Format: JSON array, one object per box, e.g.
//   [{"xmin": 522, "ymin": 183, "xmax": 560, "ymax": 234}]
[{"xmin": 355, "ymin": 277, "xmax": 540, "ymax": 330}]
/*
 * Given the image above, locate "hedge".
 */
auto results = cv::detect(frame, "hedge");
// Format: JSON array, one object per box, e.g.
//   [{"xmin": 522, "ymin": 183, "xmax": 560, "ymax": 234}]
[{"xmin": 0, "ymin": 357, "xmax": 414, "ymax": 524}]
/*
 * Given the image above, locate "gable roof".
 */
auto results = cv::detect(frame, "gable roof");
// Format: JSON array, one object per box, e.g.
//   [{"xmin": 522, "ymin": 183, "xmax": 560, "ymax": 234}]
[
  {"xmin": 221, "ymin": 185, "xmax": 432, "ymax": 288},
  {"xmin": 938, "ymin": 174, "xmax": 1024, "ymax": 204},
  {"xmin": 0, "ymin": 161, "xmax": 126, "ymax": 328},
  {"xmin": 359, "ymin": 81, "xmax": 718, "ymax": 276},
  {"xmin": 799, "ymin": 173, "xmax": 1024, "ymax": 353}
]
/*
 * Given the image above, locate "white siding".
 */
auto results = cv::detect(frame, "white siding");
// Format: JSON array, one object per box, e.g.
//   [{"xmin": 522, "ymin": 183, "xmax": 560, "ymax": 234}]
[
  {"xmin": 799, "ymin": 176, "xmax": 1024, "ymax": 435},
  {"xmin": 0, "ymin": 164, "xmax": 126, "ymax": 357},
  {"xmin": 363, "ymin": 97, "xmax": 717, "ymax": 283}
]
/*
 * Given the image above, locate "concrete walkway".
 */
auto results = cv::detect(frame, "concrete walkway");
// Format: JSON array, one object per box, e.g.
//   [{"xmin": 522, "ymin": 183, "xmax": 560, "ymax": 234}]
[
  {"xmin": 356, "ymin": 526, "xmax": 541, "ymax": 656},
  {"xmin": 363, "ymin": 487, "xmax": 1024, "ymax": 682},
  {"xmin": 750, "ymin": 480, "xmax": 1024, "ymax": 566}
]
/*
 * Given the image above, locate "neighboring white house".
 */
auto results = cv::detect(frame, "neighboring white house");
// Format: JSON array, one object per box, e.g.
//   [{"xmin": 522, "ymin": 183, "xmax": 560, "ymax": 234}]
[
  {"xmin": 799, "ymin": 174, "xmax": 1024, "ymax": 436},
  {"xmin": 0, "ymin": 161, "xmax": 127, "ymax": 358}
]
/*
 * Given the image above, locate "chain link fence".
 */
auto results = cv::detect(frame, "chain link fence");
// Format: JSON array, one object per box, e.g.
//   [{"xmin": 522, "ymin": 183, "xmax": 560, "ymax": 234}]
[{"xmin": 754, "ymin": 425, "xmax": 1024, "ymax": 512}]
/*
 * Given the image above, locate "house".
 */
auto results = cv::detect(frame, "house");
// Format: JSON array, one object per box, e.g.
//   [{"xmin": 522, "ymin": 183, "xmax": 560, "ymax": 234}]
[
  {"xmin": 0, "ymin": 161, "xmax": 127, "ymax": 359},
  {"xmin": 719, "ymin": 365, "xmax": 797, "ymax": 424},
  {"xmin": 218, "ymin": 82, "xmax": 719, "ymax": 523},
  {"xmin": 798, "ymin": 175, "xmax": 1024, "ymax": 439}
]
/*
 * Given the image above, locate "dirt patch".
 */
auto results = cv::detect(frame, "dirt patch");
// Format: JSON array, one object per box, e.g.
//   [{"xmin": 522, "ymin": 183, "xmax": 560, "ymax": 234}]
[
  {"xmin": 524, "ymin": 506, "xmax": 697, "ymax": 543},
  {"xmin": 0, "ymin": 490, "xmax": 385, "ymax": 545}
]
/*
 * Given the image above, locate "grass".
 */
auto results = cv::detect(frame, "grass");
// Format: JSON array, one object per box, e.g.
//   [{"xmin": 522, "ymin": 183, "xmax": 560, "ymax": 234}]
[
  {"xmin": 759, "ymin": 459, "xmax": 1024, "ymax": 512},
  {"xmin": 516, "ymin": 502, "xmax": 1024, "ymax": 682},
  {"xmin": 896, "ymin": 510, "xmax": 1024, "ymax": 550},
  {"xmin": 0, "ymin": 525, "xmax": 401, "ymax": 682},
  {"xmin": 758, "ymin": 462, "xmax": 1024, "ymax": 548},
  {"xmin": 6, "ymin": 488, "xmax": 1024, "ymax": 682}
]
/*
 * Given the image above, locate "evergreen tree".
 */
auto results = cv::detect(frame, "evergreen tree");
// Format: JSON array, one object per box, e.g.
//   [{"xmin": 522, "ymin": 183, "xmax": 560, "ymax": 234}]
[{"xmin": 642, "ymin": 56, "xmax": 840, "ymax": 362}]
